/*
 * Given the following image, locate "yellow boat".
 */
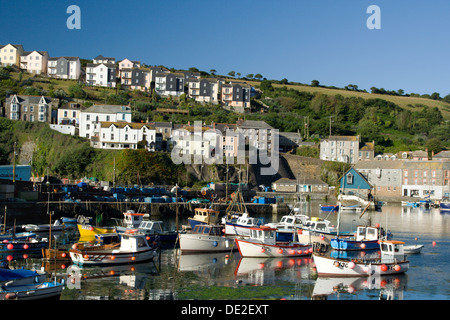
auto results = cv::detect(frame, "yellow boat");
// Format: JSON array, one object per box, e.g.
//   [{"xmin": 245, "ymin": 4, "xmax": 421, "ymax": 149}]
[{"xmin": 77, "ymin": 224, "xmax": 116, "ymax": 238}]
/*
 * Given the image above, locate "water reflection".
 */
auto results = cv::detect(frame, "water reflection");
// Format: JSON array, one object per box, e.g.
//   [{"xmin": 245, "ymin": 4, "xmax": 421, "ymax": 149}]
[{"xmin": 312, "ymin": 274, "xmax": 408, "ymax": 300}]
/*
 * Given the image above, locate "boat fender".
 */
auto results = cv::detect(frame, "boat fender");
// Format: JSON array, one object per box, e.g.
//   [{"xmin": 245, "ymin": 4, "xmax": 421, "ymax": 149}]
[{"xmin": 213, "ymin": 241, "xmax": 218, "ymax": 247}]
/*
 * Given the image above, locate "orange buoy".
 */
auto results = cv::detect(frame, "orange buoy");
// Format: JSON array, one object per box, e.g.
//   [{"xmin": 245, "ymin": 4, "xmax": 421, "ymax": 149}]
[
  {"xmin": 110, "ymin": 255, "xmax": 116, "ymax": 260},
  {"xmin": 394, "ymin": 265, "xmax": 401, "ymax": 272},
  {"xmin": 84, "ymin": 254, "xmax": 89, "ymax": 259},
  {"xmin": 380, "ymin": 264, "xmax": 388, "ymax": 272},
  {"xmin": 61, "ymin": 252, "xmax": 67, "ymax": 258},
  {"xmin": 432, "ymin": 241, "xmax": 436, "ymax": 246},
  {"xmin": 334, "ymin": 261, "xmax": 340, "ymax": 267},
  {"xmin": 360, "ymin": 243, "xmax": 366, "ymax": 249},
  {"xmin": 131, "ymin": 256, "xmax": 136, "ymax": 261},
  {"xmin": 23, "ymin": 244, "xmax": 29, "ymax": 250},
  {"xmin": 7, "ymin": 244, "xmax": 13, "ymax": 250},
  {"xmin": 6, "ymin": 255, "xmax": 13, "ymax": 261},
  {"xmin": 22, "ymin": 254, "xmax": 28, "ymax": 259}
]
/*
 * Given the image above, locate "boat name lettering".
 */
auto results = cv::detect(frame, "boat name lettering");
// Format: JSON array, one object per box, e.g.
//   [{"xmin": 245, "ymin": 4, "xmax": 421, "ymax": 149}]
[{"xmin": 334, "ymin": 260, "xmax": 349, "ymax": 268}]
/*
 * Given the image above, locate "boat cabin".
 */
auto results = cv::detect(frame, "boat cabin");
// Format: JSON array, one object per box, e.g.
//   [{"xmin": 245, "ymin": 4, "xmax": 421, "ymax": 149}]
[
  {"xmin": 380, "ymin": 240, "xmax": 406, "ymax": 263},
  {"xmin": 269, "ymin": 214, "xmax": 308, "ymax": 229},
  {"xmin": 138, "ymin": 220, "xmax": 163, "ymax": 235},
  {"xmin": 303, "ymin": 218, "xmax": 337, "ymax": 234},
  {"xmin": 249, "ymin": 226, "xmax": 277, "ymax": 245},
  {"xmin": 235, "ymin": 213, "xmax": 263, "ymax": 227},
  {"xmin": 356, "ymin": 226, "xmax": 379, "ymax": 241},
  {"xmin": 192, "ymin": 208, "xmax": 220, "ymax": 224},
  {"xmin": 118, "ymin": 233, "xmax": 151, "ymax": 252},
  {"xmin": 192, "ymin": 224, "xmax": 223, "ymax": 236},
  {"xmin": 122, "ymin": 210, "xmax": 148, "ymax": 229}
]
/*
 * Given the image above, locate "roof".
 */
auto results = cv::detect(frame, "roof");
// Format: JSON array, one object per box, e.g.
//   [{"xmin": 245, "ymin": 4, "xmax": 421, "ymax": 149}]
[
  {"xmin": 82, "ymin": 105, "xmax": 131, "ymax": 114},
  {"xmin": 86, "ymin": 62, "xmax": 116, "ymax": 68},
  {"xmin": 100, "ymin": 121, "xmax": 155, "ymax": 129},
  {"xmin": 433, "ymin": 150, "xmax": 450, "ymax": 158},
  {"xmin": 236, "ymin": 120, "xmax": 273, "ymax": 129},
  {"xmin": 48, "ymin": 56, "xmax": 79, "ymax": 61},
  {"xmin": 325, "ymin": 135, "xmax": 359, "ymax": 141},
  {"xmin": 21, "ymin": 50, "xmax": 48, "ymax": 56},
  {"xmin": 354, "ymin": 160, "xmax": 404, "ymax": 170},
  {"xmin": 6, "ymin": 94, "xmax": 54, "ymax": 104}
]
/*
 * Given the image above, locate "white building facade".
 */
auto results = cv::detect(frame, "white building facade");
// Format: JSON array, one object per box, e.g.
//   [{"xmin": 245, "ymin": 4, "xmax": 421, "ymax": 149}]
[{"xmin": 79, "ymin": 105, "xmax": 132, "ymax": 139}]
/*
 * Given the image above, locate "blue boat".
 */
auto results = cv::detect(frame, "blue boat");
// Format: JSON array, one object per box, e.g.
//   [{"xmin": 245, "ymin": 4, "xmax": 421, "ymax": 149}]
[
  {"xmin": 0, "ymin": 231, "xmax": 36, "ymax": 241},
  {"xmin": 330, "ymin": 225, "xmax": 391, "ymax": 251},
  {"xmin": 0, "ymin": 239, "xmax": 47, "ymax": 253},
  {"xmin": 320, "ymin": 205, "xmax": 339, "ymax": 212},
  {"xmin": 439, "ymin": 201, "xmax": 450, "ymax": 211}
]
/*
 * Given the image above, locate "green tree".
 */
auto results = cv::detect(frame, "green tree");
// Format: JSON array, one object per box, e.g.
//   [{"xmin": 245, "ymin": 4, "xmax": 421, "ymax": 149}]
[{"xmin": 311, "ymin": 80, "xmax": 320, "ymax": 87}]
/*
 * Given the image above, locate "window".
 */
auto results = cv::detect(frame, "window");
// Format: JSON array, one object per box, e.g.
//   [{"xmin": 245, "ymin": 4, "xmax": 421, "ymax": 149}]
[{"xmin": 347, "ymin": 173, "xmax": 354, "ymax": 185}]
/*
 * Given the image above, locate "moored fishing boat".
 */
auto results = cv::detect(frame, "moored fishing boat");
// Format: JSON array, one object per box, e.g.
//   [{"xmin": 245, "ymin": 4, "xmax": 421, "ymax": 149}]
[
  {"xmin": 235, "ymin": 226, "xmax": 312, "ymax": 258},
  {"xmin": 264, "ymin": 213, "xmax": 309, "ymax": 242},
  {"xmin": 135, "ymin": 220, "xmax": 178, "ymax": 243},
  {"xmin": 439, "ymin": 201, "xmax": 450, "ymax": 211},
  {"xmin": 69, "ymin": 231, "xmax": 158, "ymax": 266},
  {"xmin": 21, "ymin": 220, "xmax": 65, "ymax": 233},
  {"xmin": 77, "ymin": 223, "xmax": 116, "ymax": 238},
  {"xmin": 319, "ymin": 204, "xmax": 339, "ymax": 212},
  {"xmin": 0, "ymin": 267, "xmax": 47, "ymax": 286},
  {"xmin": 0, "ymin": 238, "xmax": 47, "ymax": 254},
  {"xmin": 179, "ymin": 224, "xmax": 235, "ymax": 254},
  {"xmin": 114, "ymin": 210, "xmax": 148, "ymax": 234},
  {"xmin": 0, "ymin": 280, "xmax": 64, "ymax": 300},
  {"xmin": 187, "ymin": 208, "xmax": 220, "ymax": 230},
  {"xmin": 297, "ymin": 217, "xmax": 353, "ymax": 244},
  {"xmin": 330, "ymin": 225, "xmax": 391, "ymax": 251},
  {"xmin": 313, "ymin": 240, "xmax": 409, "ymax": 277},
  {"xmin": 224, "ymin": 213, "xmax": 263, "ymax": 237}
]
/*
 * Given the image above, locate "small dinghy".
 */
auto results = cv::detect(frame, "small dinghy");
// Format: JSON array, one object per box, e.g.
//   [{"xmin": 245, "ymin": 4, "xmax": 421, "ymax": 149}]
[{"xmin": 403, "ymin": 244, "xmax": 424, "ymax": 254}]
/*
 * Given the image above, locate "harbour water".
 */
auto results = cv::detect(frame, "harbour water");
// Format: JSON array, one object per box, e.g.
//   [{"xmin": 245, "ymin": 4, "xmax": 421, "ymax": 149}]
[{"xmin": 3, "ymin": 201, "xmax": 449, "ymax": 301}]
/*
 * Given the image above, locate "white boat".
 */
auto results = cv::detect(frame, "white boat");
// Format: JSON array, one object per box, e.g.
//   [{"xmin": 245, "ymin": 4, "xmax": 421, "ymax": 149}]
[
  {"xmin": 340, "ymin": 205, "xmax": 363, "ymax": 213},
  {"xmin": 403, "ymin": 244, "xmax": 424, "ymax": 254},
  {"xmin": 0, "ymin": 280, "xmax": 64, "ymax": 300},
  {"xmin": 297, "ymin": 217, "xmax": 353, "ymax": 244},
  {"xmin": 69, "ymin": 231, "xmax": 158, "ymax": 266},
  {"xmin": 179, "ymin": 224, "xmax": 235, "ymax": 254},
  {"xmin": 235, "ymin": 226, "xmax": 311, "ymax": 258},
  {"xmin": 21, "ymin": 220, "xmax": 65, "ymax": 233},
  {"xmin": 224, "ymin": 213, "xmax": 263, "ymax": 237},
  {"xmin": 313, "ymin": 240, "xmax": 410, "ymax": 277},
  {"xmin": 264, "ymin": 214, "xmax": 309, "ymax": 241},
  {"xmin": 114, "ymin": 210, "xmax": 148, "ymax": 233}
]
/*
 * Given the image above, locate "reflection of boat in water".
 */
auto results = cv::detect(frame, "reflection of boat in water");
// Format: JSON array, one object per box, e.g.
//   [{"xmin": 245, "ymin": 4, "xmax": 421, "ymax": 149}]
[
  {"xmin": 313, "ymin": 240, "xmax": 409, "ymax": 277},
  {"xmin": 234, "ymin": 257, "xmax": 314, "ymax": 286},
  {"xmin": 178, "ymin": 252, "xmax": 235, "ymax": 272},
  {"xmin": 312, "ymin": 274, "xmax": 407, "ymax": 300}
]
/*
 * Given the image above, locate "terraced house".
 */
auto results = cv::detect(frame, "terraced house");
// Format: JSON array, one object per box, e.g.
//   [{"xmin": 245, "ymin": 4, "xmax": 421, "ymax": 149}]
[
  {"xmin": 47, "ymin": 56, "xmax": 81, "ymax": 80},
  {"xmin": 320, "ymin": 135, "xmax": 375, "ymax": 164},
  {"xmin": 94, "ymin": 122, "xmax": 158, "ymax": 150},
  {"xmin": 0, "ymin": 44, "xmax": 24, "ymax": 67},
  {"xmin": 221, "ymin": 83, "xmax": 251, "ymax": 113},
  {"xmin": 86, "ymin": 62, "xmax": 117, "ymax": 87},
  {"xmin": 79, "ymin": 104, "xmax": 132, "ymax": 139}
]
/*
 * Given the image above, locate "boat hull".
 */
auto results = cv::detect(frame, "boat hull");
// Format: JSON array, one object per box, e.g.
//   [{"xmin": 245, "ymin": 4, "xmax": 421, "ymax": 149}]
[
  {"xmin": 0, "ymin": 282, "xmax": 63, "ymax": 300},
  {"xmin": 179, "ymin": 234, "xmax": 235, "ymax": 253},
  {"xmin": 330, "ymin": 238, "xmax": 380, "ymax": 251},
  {"xmin": 0, "ymin": 240, "xmax": 47, "ymax": 253},
  {"xmin": 312, "ymin": 254, "xmax": 409, "ymax": 277},
  {"xmin": 235, "ymin": 238, "xmax": 311, "ymax": 258},
  {"xmin": 77, "ymin": 224, "xmax": 116, "ymax": 238},
  {"xmin": 69, "ymin": 248, "xmax": 157, "ymax": 266},
  {"xmin": 225, "ymin": 223, "xmax": 253, "ymax": 237},
  {"xmin": 320, "ymin": 205, "xmax": 339, "ymax": 212}
]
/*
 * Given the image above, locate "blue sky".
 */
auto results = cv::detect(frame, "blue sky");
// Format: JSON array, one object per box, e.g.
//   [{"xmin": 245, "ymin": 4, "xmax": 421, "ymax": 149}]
[{"xmin": 1, "ymin": 0, "xmax": 449, "ymax": 96}]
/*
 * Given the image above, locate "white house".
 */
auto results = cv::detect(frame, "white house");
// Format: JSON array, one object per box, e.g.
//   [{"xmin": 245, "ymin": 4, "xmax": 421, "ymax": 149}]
[
  {"xmin": 86, "ymin": 63, "xmax": 117, "ymax": 87},
  {"xmin": 20, "ymin": 50, "xmax": 49, "ymax": 74},
  {"xmin": 93, "ymin": 54, "xmax": 115, "ymax": 64},
  {"xmin": 95, "ymin": 122, "xmax": 157, "ymax": 150},
  {"xmin": 79, "ymin": 104, "xmax": 132, "ymax": 139}
]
